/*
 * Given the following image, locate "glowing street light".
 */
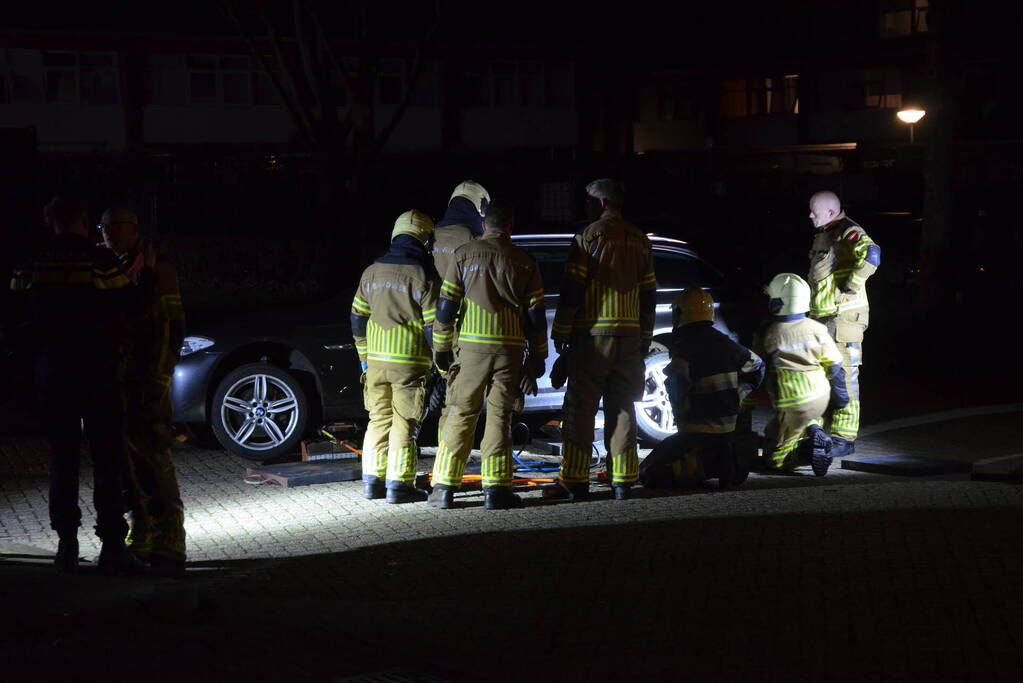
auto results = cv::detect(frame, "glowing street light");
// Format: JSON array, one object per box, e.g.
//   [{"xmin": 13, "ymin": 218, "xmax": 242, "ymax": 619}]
[{"xmin": 896, "ymin": 108, "xmax": 926, "ymax": 143}]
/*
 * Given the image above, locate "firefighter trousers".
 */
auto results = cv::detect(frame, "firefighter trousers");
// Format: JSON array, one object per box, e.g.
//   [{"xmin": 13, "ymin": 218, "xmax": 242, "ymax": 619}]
[
  {"xmin": 763, "ymin": 393, "xmax": 830, "ymax": 469},
  {"xmin": 826, "ymin": 341, "xmax": 862, "ymax": 441},
  {"xmin": 362, "ymin": 363, "xmax": 428, "ymax": 486},
  {"xmin": 559, "ymin": 335, "xmax": 643, "ymax": 486},
  {"xmin": 122, "ymin": 382, "xmax": 185, "ymax": 559},
  {"xmin": 432, "ymin": 350, "xmax": 523, "ymax": 489}
]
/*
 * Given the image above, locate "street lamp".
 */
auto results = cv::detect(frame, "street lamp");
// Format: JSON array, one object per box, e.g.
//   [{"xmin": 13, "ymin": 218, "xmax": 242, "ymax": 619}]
[{"xmin": 897, "ymin": 108, "xmax": 926, "ymax": 144}]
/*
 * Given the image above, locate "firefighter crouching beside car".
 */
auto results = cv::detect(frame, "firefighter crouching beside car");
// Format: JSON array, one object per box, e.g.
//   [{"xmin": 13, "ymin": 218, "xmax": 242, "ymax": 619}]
[
  {"xmin": 545, "ymin": 179, "xmax": 656, "ymax": 502},
  {"xmin": 639, "ymin": 289, "xmax": 765, "ymax": 490},
  {"xmin": 100, "ymin": 207, "xmax": 187, "ymax": 574},
  {"xmin": 754, "ymin": 273, "xmax": 849, "ymax": 476},
  {"xmin": 428, "ymin": 200, "xmax": 547, "ymax": 510},
  {"xmin": 351, "ymin": 210, "xmax": 440, "ymax": 504},
  {"xmin": 806, "ymin": 191, "xmax": 880, "ymax": 458}
]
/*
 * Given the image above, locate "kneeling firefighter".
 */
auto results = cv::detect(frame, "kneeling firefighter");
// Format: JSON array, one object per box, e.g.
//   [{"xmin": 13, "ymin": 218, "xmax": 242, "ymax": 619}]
[
  {"xmin": 753, "ymin": 273, "xmax": 849, "ymax": 476},
  {"xmin": 351, "ymin": 210, "xmax": 440, "ymax": 503},
  {"xmin": 639, "ymin": 289, "xmax": 765, "ymax": 489}
]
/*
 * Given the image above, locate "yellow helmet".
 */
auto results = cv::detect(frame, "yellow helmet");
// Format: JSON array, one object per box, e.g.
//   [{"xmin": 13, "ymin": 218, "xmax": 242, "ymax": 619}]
[
  {"xmin": 672, "ymin": 288, "xmax": 715, "ymax": 328},
  {"xmin": 764, "ymin": 273, "xmax": 811, "ymax": 315},
  {"xmin": 449, "ymin": 180, "xmax": 491, "ymax": 216},
  {"xmin": 391, "ymin": 209, "xmax": 435, "ymax": 242}
]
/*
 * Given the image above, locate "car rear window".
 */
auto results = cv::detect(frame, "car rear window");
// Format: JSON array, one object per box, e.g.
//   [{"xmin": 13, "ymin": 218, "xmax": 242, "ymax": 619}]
[{"xmin": 653, "ymin": 250, "xmax": 723, "ymax": 289}]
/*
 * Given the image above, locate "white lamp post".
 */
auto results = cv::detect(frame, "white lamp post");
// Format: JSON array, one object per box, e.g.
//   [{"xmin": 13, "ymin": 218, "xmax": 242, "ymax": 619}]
[{"xmin": 896, "ymin": 108, "xmax": 926, "ymax": 144}]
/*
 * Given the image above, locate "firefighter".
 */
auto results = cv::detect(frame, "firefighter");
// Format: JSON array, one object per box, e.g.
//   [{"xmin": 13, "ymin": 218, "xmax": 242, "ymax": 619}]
[
  {"xmin": 545, "ymin": 179, "xmax": 656, "ymax": 501},
  {"xmin": 9, "ymin": 197, "xmax": 142, "ymax": 573},
  {"xmin": 351, "ymin": 210, "xmax": 439, "ymax": 503},
  {"xmin": 639, "ymin": 289, "xmax": 764, "ymax": 489},
  {"xmin": 428, "ymin": 200, "xmax": 547, "ymax": 510},
  {"xmin": 100, "ymin": 207, "xmax": 187, "ymax": 574},
  {"xmin": 806, "ymin": 191, "xmax": 880, "ymax": 457},
  {"xmin": 421, "ymin": 181, "xmax": 491, "ymax": 438},
  {"xmin": 754, "ymin": 273, "xmax": 849, "ymax": 476}
]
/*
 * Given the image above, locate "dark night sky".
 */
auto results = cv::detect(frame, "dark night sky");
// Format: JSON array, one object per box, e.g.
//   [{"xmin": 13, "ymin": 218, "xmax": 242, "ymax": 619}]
[{"xmin": 1, "ymin": 0, "xmax": 811, "ymax": 68}]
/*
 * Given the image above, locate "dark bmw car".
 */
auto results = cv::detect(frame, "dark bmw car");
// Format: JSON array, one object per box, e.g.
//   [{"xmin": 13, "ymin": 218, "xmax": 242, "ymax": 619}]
[{"xmin": 172, "ymin": 234, "xmax": 733, "ymax": 459}]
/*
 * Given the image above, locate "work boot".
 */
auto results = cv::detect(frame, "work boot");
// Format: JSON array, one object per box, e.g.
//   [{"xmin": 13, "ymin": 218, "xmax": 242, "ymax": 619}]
[
  {"xmin": 830, "ymin": 437, "xmax": 855, "ymax": 458},
  {"xmin": 541, "ymin": 482, "xmax": 589, "ymax": 502},
  {"xmin": 98, "ymin": 540, "xmax": 146, "ymax": 576},
  {"xmin": 54, "ymin": 534, "xmax": 79, "ymax": 573},
  {"xmin": 484, "ymin": 486, "xmax": 524, "ymax": 510},
  {"xmin": 807, "ymin": 425, "xmax": 834, "ymax": 478},
  {"xmin": 125, "ymin": 510, "xmax": 153, "ymax": 560},
  {"xmin": 385, "ymin": 484, "xmax": 429, "ymax": 504},
  {"xmin": 427, "ymin": 484, "xmax": 455, "ymax": 509},
  {"xmin": 612, "ymin": 484, "xmax": 631, "ymax": 501},
  {"xmin": 362, "ymin": 477, "xmax": 386, "ymax": 500}
]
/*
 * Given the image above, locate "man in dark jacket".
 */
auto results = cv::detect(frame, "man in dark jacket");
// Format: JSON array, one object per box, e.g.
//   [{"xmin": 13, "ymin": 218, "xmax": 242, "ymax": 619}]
[{"xmin": 639, "ymin": 289, "xmax": 764, "ymax": 489}]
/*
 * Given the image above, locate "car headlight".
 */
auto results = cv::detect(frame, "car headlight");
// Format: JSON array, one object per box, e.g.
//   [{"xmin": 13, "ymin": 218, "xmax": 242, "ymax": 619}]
[{"xmin": 180, "ymin": 336, "xmax": 216, "ymax": 356}]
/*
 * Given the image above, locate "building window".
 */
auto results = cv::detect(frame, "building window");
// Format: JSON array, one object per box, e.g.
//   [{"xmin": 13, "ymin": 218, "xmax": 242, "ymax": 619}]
[
  {"xmin": 0, "ymin": 49, "xmax": 119, "ymax": 105},
  {"xmin": 545, "ymin": 61, "xmax": 574, "ymax": 108},
  {"xmin": 377, "ymin": 59, "xmax": 405, "ymax": 106},
  {"xmin": 720, "ymin": 75, "xmax": 798, "ymax": 118},
  {"xmin": 407, "ymin": 60, "xmax": 437, "ymax": 106},
  {"xmin": 881, "ymin": 0, "xmax": 929, "ymax": 38},
  {"xmin": 147, "ymin": 53, "xmax": 283, "ymax": 107},
  {"xmin": 861, "ymin": 68, "xmax": 902, "ymax": 108}
]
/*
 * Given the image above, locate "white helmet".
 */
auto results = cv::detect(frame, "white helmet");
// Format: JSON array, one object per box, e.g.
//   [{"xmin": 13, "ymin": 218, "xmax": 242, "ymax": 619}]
[
  {"xmin": 449, "ymin": 180, "xmax": 490, "ymax": 217},
  {"xmin": 764, "ymin": 273, "xmax": 811, "ymax": 316}
]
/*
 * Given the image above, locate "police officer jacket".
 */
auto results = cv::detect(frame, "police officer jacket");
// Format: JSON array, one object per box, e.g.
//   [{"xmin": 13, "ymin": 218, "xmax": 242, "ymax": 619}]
[
  {"xmin": 667, "ymin": 321, "xmax": 764, "ymax": 435},
  {"xmin": 9, "ymin": 233, "xmax": 135, "ymax": 384},
  {"xmin": 434, "ymin": 231, "xmax": 547, "ymax": 359},
  {"xmin": 551, "ymin": 208, "xmax": 656, "ymax": 344},
  {"xmin": 351, "ymin": 236, "xmax": 439, "ymax": 369},
  {"xmin": 808, "ymin": 215, "xmax": 880, "ymax": 342},
  {"xmin": 753, "ymin": 316, "xmax": 843, "ymax": 408}
]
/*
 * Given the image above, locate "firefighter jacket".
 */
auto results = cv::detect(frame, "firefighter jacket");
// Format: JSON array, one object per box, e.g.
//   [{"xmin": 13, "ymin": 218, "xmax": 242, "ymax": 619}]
[
  {"xmin": 753, "ymin": 315, "xmax": 843, "ymax": 409},
  {"xmin": 9, "ymin": 233, "xmax": 135, "ymax": 383},
  {"xmin": 118, "ymin": 244, "xmax": 186, "ymax": 392},
  {"xmin": 807, "ymin": 214, "xmax": 880, "ymax": 342},
  {"xmin": 351, "ymin": 235, "xmax": 439, "ymax": 368},
  {"xmin": 432, "ymin": 197, "xmax": 484, "ymax": 286},
  {"xmin": 551, "ymin": 208, "xmax": 656, "ymax": 343},
  {"xmin": 434, "ymin": 230, "xmax": 547, "ymax": 360},
  {"xmin": 666, "ymin": 321, "xmax": 765, "ymax": 435}
]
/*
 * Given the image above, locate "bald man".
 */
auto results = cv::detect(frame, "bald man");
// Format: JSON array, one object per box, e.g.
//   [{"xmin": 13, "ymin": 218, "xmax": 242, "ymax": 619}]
[{"xmin": 806, "ymin": 192, "xmax": 881, "ymax": 457}]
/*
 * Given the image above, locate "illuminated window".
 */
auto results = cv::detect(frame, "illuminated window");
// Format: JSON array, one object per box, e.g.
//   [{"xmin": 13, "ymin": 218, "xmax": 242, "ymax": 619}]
[
  {"xmin": 720, "ymin": 75, "xmax": 798, "ymax": 118},
  {"xmin": 881, "ymin": 0, "xmax": 929, "ymax": 38}
]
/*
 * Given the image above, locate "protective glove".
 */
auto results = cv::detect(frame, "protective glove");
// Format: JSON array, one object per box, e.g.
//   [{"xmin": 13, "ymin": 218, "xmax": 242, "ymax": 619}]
[
  {"xmin": 435, "ymin": 349, "xmax": 453, "ymax": 373},
  {"xmin": 519, "ymin": 371, "xmax": 538, "ymax": 397},
  {"xmin": 550, "ymin": 353, "xmax": 569, "ymax": 390},
  {"xmin": 526, "ymin": 354, "xmax": 545, "ymax": 379},
  {"xmin": 359, "ymin": 360, "xmax": 368, "ymax": 372},
  {"xmin": 826, "ymin": 364, "xmax": 849, "ymax": 411},
  {"xmin": 554, "ymin": 339, "xmax": 569, "ymax": 355}
]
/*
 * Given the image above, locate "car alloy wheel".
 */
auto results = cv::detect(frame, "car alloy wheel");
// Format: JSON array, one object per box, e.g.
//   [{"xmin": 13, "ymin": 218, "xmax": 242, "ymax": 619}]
[
  {"xmin": 211, "ymin": 363, "xmax": 309, "ymax": 460},
  {"xmin": 635, "ymin": 351, "xmax": 676, "ymax": 443}
]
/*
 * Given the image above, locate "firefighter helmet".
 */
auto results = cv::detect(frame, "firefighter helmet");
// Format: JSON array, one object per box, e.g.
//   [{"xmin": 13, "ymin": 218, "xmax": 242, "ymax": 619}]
[
  {"xmin": 449, "ymin": 180, "xmax": 491, "ymax": 217},
  {"xmin": 764, "ymin": 273, "xmax": 811, "ymax": 315},
  {"xmin": 672, "ymin": 288, "xmax": 715, "ymax": 328},
  {"xmin": 391, "ymin": 209, "xmax": 435, "ymax": 243}
]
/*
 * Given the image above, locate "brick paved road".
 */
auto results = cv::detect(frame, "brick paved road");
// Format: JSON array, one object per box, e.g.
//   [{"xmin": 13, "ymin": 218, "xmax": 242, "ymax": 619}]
[{"xmin": 2, "ymin": 412, "xmax": 1022, "ymax": 682}]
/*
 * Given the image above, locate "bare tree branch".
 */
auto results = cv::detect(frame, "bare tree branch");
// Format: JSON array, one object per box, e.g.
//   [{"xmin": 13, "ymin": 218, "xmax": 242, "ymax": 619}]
[
  {"xmin": 221, "ymin": 0, "xmax": 318, "ymax": 143},
  {"xmin": 376, "ymin": 1, "xmax": 442, "ymax": 149},
  {"xmin": 255, "ymin": 0, "xmax": 322, "ymax": 144}
]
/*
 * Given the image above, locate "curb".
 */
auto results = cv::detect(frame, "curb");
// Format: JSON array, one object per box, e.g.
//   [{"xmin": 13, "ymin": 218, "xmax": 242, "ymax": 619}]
[{"xmin": 860, "ymin": 403, "xmax": 1023, "ymax": 437}]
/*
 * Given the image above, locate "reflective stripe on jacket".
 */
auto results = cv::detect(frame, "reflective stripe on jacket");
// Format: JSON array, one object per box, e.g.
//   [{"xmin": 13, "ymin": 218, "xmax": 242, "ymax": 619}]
[
  {"xmin": 351, "ymin": 260, "xmax": 439, "ymax": 368},
  {"xmin": 753, "ymin": 316, "xmax": 842, "ymax": 409}
]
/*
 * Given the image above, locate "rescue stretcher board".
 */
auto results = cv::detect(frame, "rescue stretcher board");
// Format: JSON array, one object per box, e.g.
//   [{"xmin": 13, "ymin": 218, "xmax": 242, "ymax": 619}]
[
  {"xmin": 840, "ymin": 454, "xmax": 971, "ymax": 477},
  {"xmin": 246, "ymin": 460, "xmax": 362, "ymax": 487}
]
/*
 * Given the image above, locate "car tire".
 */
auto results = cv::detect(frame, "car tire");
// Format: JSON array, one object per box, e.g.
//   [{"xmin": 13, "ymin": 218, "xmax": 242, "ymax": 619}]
[
  {"xmin": 211, "ymin": 362, "xmax": 309, "ymax": 460},
  {"xmin": 634, "ymin": 351, "xmax": 675, "ymax": 444}
]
